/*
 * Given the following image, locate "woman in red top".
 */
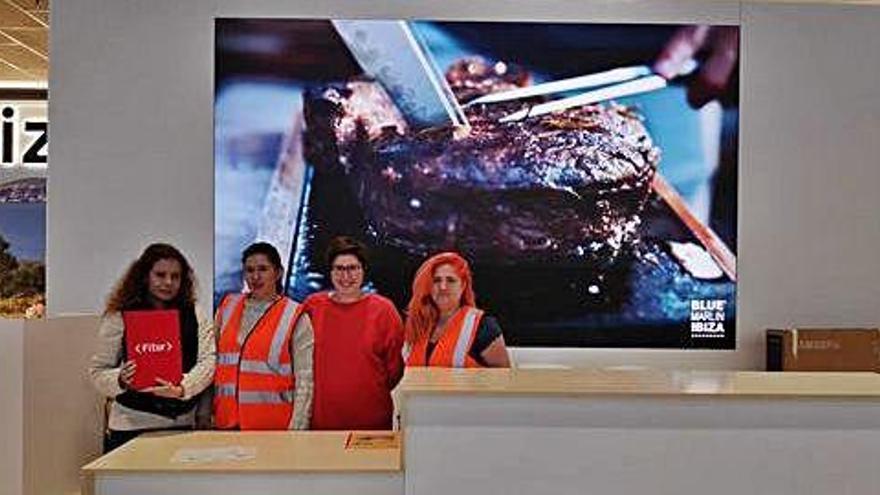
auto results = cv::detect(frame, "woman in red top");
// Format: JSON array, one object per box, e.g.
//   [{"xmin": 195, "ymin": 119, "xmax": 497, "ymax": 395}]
[
  {"xmin": 304, "ymin": 236, "xmax": 404, "ymax": 430},
  {"xmin": 404, "ymin": 252, "xmax": 510, "ymax": 368}
]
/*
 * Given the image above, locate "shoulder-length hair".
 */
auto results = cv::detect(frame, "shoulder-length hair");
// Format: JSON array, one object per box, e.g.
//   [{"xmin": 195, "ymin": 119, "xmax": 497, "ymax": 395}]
[
  {"xmin": 404, "ymin": 252, "xmax": 475, "ymax": 344},
  {"xmin": 104, "ymin": 243, "xmax": 197, "ymax": 314}
]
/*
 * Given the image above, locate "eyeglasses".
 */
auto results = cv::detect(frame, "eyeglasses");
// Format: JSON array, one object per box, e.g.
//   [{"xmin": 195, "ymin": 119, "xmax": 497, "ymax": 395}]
[{"xmin": 331, "ymin": 264, "xmax": 363, "ymax": 274}]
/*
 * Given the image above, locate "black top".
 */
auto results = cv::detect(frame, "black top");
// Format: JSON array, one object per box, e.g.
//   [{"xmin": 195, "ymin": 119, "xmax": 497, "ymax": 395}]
[{"xmin": 425, "ymin": 315, "xmax": 503, "ymax": 366}]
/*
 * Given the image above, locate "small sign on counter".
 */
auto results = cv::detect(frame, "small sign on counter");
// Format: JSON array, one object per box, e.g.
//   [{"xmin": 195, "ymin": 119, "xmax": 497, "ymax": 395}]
[{"xmin": 344, "ymin": 432, "xmax": 400, "ymax": 450}]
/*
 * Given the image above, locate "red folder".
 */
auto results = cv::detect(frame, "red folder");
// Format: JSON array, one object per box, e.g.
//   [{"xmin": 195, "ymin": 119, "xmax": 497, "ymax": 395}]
[{"xmin": 123, "ymin": 309, "xmax": 182, "ymax": 390}]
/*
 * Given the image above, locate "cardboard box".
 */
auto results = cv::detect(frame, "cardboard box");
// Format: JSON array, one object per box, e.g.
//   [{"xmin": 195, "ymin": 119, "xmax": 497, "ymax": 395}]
[{"xmin": 766, "ymin": 328, "xmax": 880, "ymax": 372}]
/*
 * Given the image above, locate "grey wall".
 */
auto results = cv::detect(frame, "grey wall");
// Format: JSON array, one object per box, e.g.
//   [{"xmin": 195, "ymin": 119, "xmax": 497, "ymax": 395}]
[
  {"xmin": 0, "ymin": 320, "xmax": 23, "ymax": 495},
  {"xmin": 22, "ymin": 316, "xmax": 103, "ymax": 495},
  {"xmin": 738, "ymin": 1, "xmax": 880, "ymax": 348},
  {"xmin": 0, "ymin": 317, "xmax": 103, "ymax": 495},
  {"xmin": 48, "ymin": 0, "xmax": 880, "ymax": 369}
]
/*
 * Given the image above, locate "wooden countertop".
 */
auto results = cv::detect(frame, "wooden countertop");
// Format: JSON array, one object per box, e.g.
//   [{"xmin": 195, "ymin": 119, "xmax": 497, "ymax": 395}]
[
  {"xmin": 81, "ymin": 371, "xmax": 879, "ymax": 477},
  {"xmin": 398, "ymin": 367, "xmax": 880, "ymax": 399},
  {"xmin": 82, "ymin": 431, "xmax": 401, "ymax": 474}
]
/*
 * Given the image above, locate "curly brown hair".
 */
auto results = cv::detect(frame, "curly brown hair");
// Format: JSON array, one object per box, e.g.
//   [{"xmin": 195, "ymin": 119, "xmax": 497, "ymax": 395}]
[{"xmin": 104, "ymin": 243, "xmax": 197, "ymax": 314}]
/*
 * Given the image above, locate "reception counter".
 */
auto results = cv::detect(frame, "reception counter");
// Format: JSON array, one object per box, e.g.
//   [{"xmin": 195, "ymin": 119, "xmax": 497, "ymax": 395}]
[
  {"xmin": 398, "ymin": 367, "xmax": 880, "ymax": 397},
  {"xmin": 81, "ymin": 431, "xmax": 402, "ymax": 495},
  {"xmin": 82, "ymin": 369, "xmax": 880, "ymax": 495},
  {"xmin": 399, "ymin": 368, "xmax": 880, "ymax": 495}
]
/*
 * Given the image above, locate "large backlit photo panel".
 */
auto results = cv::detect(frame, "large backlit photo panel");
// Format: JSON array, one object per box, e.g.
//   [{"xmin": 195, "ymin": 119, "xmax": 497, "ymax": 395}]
[{"xmin": 215, "ymin": 19, "xmax": 739, "ymax": 348}]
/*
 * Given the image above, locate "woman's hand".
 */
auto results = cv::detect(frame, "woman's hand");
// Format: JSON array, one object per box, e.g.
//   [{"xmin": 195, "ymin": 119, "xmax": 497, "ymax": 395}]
[
  {"xmin": 117, "ymin": 360, "xmax": 136, "ymax": 389},
  {"xmin": 143, "ymin": 377, "xmax": 185, "ymax": 400}
]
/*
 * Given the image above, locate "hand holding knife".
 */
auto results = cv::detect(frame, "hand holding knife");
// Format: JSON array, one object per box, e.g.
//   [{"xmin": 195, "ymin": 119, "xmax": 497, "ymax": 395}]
[{"xmin": 332, "ymin": 20, "xmax": 469, "ymax": 130}]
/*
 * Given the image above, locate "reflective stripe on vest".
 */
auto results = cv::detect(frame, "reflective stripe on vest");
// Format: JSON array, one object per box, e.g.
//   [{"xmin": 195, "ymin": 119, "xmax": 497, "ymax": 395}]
[
  {"xmin": 221, "ymin": 293, "xmax": 244, "ymax": 328},
  {"xmin": 218, "ymin": 352, "xmax": 239, "ymax": 366},
  {"xmin": 268, "ymin": 301, "xmax": 298, "ymax": 368},
  {"xmin": 239, "ymin": 390, "xmax": 294, "ymax": 404},
  {"xmin": 452, "ymin": 308, "xmax": 480, "ymax": 368},
  {"xmin": 240, "ymin": 359, "xmax": 292, "ymax": 375},
  {"xmin": 215, "ymin": 383, "xmax": 237, "ymax": 397}
]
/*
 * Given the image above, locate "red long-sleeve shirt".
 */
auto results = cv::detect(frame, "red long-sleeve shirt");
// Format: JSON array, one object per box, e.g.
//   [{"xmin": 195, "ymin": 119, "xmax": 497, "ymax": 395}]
[{"xmin": 304, "ymin": 292, "xmax": 404, "ymax": 430}]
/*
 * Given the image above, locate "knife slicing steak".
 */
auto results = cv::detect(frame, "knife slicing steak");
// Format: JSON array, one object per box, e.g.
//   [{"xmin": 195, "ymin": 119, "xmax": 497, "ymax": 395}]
[{"xmin": 304, "ymin": 58, "xmax": 659, "ymax": 269}]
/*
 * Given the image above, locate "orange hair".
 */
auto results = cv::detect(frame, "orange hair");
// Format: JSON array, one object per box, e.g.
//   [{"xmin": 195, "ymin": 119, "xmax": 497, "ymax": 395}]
[{"xmin": 405, "ymin": 252, "xmax": 476, "ymax": 344}]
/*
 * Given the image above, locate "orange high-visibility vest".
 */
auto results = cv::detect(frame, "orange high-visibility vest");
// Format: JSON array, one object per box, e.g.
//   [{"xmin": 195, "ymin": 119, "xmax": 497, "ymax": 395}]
[
  {"xmin": 213, "ymin": 294, "xmax": 302, "ymax": 430},
  {"xmin": 405, "ymin": 306, "xmax": 484, "ymax": 368}
]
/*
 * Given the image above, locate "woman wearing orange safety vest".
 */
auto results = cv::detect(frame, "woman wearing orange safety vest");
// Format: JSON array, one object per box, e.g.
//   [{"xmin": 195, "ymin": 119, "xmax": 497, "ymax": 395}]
[
  {"xmin": 213, "ymin": 242, "xmax": 314, "ymax": 430},
  {"xmin": 404, "ymin": 252, "xmax": 510, "ymax": 368}
]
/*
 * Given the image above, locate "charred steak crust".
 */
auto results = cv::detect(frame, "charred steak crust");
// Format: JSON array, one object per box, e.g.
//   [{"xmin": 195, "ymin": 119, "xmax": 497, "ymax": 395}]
[{"xmin": 304, "ymin": 58, "xmax": 659, "ymax": 266}]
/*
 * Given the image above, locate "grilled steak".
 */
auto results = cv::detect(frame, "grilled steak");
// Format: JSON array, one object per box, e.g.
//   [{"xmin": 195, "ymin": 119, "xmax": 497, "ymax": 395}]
[{"xmin": 304, "ymin": 58, "xmax": 659, "ymax": 268}]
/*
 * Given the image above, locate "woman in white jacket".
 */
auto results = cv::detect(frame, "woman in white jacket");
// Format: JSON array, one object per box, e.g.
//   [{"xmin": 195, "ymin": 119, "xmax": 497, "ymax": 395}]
[{"xmin": 88, "ymin": 243, "xmax": 215, "ymax": 452}]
